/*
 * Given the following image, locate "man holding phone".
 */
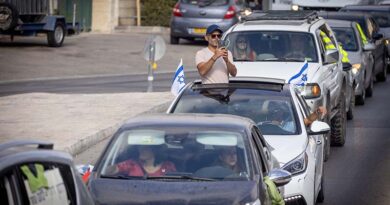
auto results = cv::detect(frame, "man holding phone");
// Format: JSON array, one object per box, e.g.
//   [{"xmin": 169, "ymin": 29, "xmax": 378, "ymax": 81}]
[{"xmin": 195, "ymin": 24, "xmax": 237, "ymax": 84}]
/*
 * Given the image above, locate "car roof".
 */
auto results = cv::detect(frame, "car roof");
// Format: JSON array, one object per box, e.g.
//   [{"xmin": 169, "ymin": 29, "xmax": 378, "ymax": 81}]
[
  {"xmin": 342, "ymin": 4, "xmax": 390, "ymax": 11},
  {"xmin": 232, "ymin": 11, "xmax": 324, "ymax": 32},
  {"xmin": 0, "ymin": 140, "xmax": 74, "ymax": 171},
  {"xmin": 121, "ymin": 113, "xmax": 255, "ymax": 131},
  {"xmin": 326, "ymin": 19, "xmax": 355, "ymax": 28}
]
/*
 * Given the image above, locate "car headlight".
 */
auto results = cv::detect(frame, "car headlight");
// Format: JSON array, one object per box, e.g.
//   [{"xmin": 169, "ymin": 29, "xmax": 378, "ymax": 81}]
[
  {"xmin": 291, "ymin": 4, "xmax": 299, "ymax": 11},
  {"xmin": 244, "ymin": 199, "xmax": 260, "ymax": 205},
  {"xmin": 282, "ymin": 152, "xmax": 308, "ymax": 176},
  {"xmin": 296, "ymin": 83, "xmax": 321, "ymax": 99},
  {"xmin": 352, "ymin": 63, "xmax": 361, "ymax": 75},
  {"xmin": 385, "ymin": 39, "xmax": 389, "ymax": 45}
]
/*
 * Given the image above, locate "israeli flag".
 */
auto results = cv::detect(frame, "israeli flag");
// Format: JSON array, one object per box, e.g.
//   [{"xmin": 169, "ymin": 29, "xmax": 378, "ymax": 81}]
[
  {"xmin": 288, "ymin": 60, "xmax": 309, "ymax": 86},
  {"xmin": 171, "ymin": 58, "xmax": 186, "ymax": 96}
]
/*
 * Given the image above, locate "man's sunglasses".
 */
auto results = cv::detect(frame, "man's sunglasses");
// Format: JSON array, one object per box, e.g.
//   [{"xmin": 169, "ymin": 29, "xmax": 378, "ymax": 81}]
[{"xmin": 210, "ymin": 34, "xmax": 222, "ymax": 39}]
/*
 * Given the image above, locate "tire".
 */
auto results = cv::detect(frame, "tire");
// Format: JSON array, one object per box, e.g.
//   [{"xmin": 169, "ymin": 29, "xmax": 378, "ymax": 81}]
[
  {"xmin": 323, "ymin": 95, "xmax": 331, "ymax": 162},
  {"xmin": 170, "ymin": 35, "xmax": 179, "ymax": 45},
  {"xmin": 376, "ymin": 56, "xmax": 387, "ymax": 82},
  {"xmin": 331, "ymin": 91, "xmax": 347, "ymax": 146},
  {"xmin": 0, "ymin": 2, "xmax": 19, "ymax": 32},
  {"xmin": 316, "ymin": 173, "xmax": 325, "ymax": 203},
  {"xmin": 47, "ymin": 21, "xmax": 65, "ymax": 47},
  {"xmin": 347, "ymin": 86, "xmax": 355, "ymax": 120},
  {"xmin": 355, "ymin": 81, "xmax": 365, "ymax": 105},
  {"xmin": 365, "ymin": 73, "xmax": 374, "ymax": 98}
]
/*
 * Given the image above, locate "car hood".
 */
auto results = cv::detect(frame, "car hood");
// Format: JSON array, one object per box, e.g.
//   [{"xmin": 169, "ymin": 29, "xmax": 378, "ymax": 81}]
[
  {"xmin": 264, "ymin": 134, "xmax": 307, "ymax": 165},
  {"xmin": 234, "ymin": 62, "xmax": 320, "ymax": 82},
  {"xmin": 346, "ymin": 51, "xmax": 361, "ymax": 65},
  {"xmin": 90, "ymin": 179, "xmax": 258, "ymax": 205}
]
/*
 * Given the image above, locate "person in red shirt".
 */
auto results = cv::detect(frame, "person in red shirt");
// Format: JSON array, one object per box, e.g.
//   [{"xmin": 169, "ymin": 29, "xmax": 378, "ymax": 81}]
[{"xmin": 109, "ymin": 145, "xmax": 176, "ymax": 177}]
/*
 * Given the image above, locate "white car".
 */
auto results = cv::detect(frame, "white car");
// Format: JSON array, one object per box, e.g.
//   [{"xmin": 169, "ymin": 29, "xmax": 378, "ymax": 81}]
[
  {"xmin": 223, "ymin": 11, "xmax": 350, "ymax": 161},
  {"xmin": 167, "ymin": 77, "xmax": 330, "ymax": 205}
]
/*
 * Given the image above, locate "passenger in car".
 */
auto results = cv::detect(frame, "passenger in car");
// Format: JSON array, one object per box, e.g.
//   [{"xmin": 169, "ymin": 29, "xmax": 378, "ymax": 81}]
[
  {"xmin": 108, "ymin": 145, "xmax": 176, "ymax": 177},
  {"xmin": 233, "ymin": 36, "xmax": 257, "ymax": 61},
  {"xmin": 284, "ymin": 34, "xmax": 314, "ymax": 61},
  {"xmin": 214, "ymin": 146, "xmax": 244, "ymax": 174}
]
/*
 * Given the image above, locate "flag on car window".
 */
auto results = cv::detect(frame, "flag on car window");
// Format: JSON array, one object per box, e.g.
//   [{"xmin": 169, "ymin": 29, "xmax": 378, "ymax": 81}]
[
  {"xmin": 171, "ymin": 58, "xmax": 186, "ymax": 96},
  {"xmin": 288, "ymin": 60, "xmax": 308, "ymax": 86}
]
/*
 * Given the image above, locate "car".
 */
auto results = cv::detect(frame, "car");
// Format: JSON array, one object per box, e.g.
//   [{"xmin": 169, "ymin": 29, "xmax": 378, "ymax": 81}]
[
  {"xmin": 290, "ymin": 0, "xmax": 368, "ymax": 11},
  {"xmin": 319, "ymin": 11, "xmax": 388, "ymax": 82},
  {"xmin": 167, "ymin": 77, "xmax": 331, "ymax": 205},
  {"xmin": 222, "ymin": 10, "xmax": 348, "ymax": 159},
  {"xmin": 327, "ymin": 19, "xmax": 376, "ymax": 105},
  {"xmin": 169, "ymin": 0, "xmax": 248, "ymax": 44},
  {"xmin": 339, "ymin": 4, "xmax": 390, "ymax": 69},
  {"xmin": 0, "ymin": 140, "xmax": 94, "ymax": 205},
  {"xmin": 88, "ymin": 113, "xmax": 290, "ymax": 205}
]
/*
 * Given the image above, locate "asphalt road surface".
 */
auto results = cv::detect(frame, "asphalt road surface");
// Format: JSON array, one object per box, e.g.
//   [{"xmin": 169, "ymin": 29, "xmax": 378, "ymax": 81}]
[{"xmin": 74, "ymin": 80, "xmax": 390, "ymax": 205}]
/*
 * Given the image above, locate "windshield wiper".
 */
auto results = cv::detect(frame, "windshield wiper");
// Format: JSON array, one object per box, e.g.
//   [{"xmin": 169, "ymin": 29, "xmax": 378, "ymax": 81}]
[
  {"xmin": 145, "ymin": 174, "xmax": 216, "ymax": 181},
  {"xmin": 100, "ymin": 174, "xmax": 143, "ymax": 180},
  {"xmin": 263, "ymin": 57, "xmax": 303, "ymax": 62}
]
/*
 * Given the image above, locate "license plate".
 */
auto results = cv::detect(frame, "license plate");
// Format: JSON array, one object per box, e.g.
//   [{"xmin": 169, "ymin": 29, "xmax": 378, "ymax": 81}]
[{"xmin": 193, "ymin": 28, "xmax": 206, "ymax": 34}]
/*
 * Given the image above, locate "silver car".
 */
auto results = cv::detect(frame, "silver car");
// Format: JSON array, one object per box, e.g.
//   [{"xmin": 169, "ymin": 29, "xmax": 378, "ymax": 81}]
[
  {"xmin": 170, "ymin": 0, "xmax": 247, "ymax": 44},
  {"xmin": 328, "ymin": 19, "xmax": 376, "ymax": 106}
]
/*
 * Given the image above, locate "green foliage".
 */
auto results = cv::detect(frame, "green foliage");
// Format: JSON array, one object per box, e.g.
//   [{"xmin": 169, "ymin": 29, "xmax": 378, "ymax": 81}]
[{"xmin": 141, "ymin": 0, "xmax": 177, "ymax": 27}]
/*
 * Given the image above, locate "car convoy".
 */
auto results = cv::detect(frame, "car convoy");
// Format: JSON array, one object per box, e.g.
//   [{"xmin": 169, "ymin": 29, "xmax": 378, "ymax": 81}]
[{"xmin": 1, "ymin": 1, "xmax": 389, "ymax": 205}]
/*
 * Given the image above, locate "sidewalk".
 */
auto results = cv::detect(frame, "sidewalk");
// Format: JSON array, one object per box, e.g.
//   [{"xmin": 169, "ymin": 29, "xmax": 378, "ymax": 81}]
[{"xmin": 0, "ymin": 92, "xmax": 174, "ymax": 156}]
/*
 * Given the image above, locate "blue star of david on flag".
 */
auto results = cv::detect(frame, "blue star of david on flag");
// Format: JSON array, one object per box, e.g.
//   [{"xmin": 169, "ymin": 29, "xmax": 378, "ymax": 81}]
[
  {"xmin": 288, "ymin": 60, "xmax": 309, "ymax": 86},
  {"xmin": 171, "ymin": 58, "xmax": 186, "ymax": 96}
]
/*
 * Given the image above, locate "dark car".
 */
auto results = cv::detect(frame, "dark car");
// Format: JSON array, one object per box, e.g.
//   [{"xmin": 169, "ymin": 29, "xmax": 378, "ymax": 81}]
[
  {"xmin": 88, "ymin": 114, "xmax": 291, "ymax": 205},
  {"xmin": 339, "ymin": 5, "xmax": 390, "ymax": 68},
  {"xmin": 170, "ymin": 0, "xmax": 248, "ymax": 44},
  {"xmin": 319, "ymin": 11, "xmax": 388, "ymax": 81},
  {"xmin": 0, "ymin": 140, "xmax": 94, "ymax": 205}
]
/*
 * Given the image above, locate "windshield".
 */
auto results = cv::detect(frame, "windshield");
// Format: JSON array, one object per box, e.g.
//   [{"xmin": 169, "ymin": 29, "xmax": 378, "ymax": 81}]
[
  {"xmin": 370, "ymin": 12, "xmax": 390, "ymax": 28},
  {"xmin": 181, "ymin": 0, "xmax": 229, "ymax": 6},
  {"xmin": 224, "ymin": 31, "xmax": 318, "ymax": 62},
  {"xmin": 172, "ymin": 87, "xmax": 300, "ymax": 135},
  {"xmin": 99, "ymin": 126, "xmax": 252, "ymax": 181},
  {"xmin": 332, "ymin": 27, "xmax": 359, "ymax": 51}
]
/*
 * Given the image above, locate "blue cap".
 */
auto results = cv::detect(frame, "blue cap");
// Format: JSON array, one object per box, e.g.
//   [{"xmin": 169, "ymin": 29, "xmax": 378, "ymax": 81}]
[{"xmin": 206, "ymin": 24, "xmax": 223, "ymax": 35}]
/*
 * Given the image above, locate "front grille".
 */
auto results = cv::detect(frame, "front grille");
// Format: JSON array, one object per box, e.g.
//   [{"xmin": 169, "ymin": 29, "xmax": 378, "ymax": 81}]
[{"xmin": 284, "ymin": 195, "xmax": 307, "ymax": 205}]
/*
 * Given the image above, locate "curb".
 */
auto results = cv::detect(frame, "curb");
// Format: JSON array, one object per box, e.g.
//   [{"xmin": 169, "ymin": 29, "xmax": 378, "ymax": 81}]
[
  {"xmin": 114, "ymin": 26, "xmax": 170, "ymax": 34},
  {"xmin": 65, "ymin": 100, "xmax": 172, "ymax": 157}
]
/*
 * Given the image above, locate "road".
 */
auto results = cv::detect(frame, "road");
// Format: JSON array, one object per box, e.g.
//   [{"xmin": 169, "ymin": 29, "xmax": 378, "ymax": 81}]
[{"xmin": 74, "ymin": 80, "xmax": 390, "ymax": 205}]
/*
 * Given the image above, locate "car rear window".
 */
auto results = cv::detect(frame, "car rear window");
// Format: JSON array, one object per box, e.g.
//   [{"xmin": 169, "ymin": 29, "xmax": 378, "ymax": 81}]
[{"xmin": 181, "ymin": 0, "xmax": 229, "ymax": 6}]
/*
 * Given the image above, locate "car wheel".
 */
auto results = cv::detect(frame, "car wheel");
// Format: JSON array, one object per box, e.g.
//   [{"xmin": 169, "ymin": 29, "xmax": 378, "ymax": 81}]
[
  {"xmin": 316, "ymin": 173, "xmax": 325, "ymax": 203},
  {"xmin": 355, "ymin": 82, "xmax": 365, "ymax": 105},
  {"xmin": 365, "ymin": 73, "xmax": 374, "ymax": 98},
  {"xmin": 170, "ymin": 35, "xmax": 179, "ymax": 45},
  {"xmin": 0, "ymin": 2, "xmax": 18, "ymax": 32},
  {"xmin": 347, "ymin": 86, "xmax": 355, "ymax": 120},
  {"xmin": 323, "ymin": 95, "xmax": 331, "ymax": 162},
  {"xmin": 47, "ymin": 21, "xmax": 65, "ymax": 47},
  {"xmin": 376, "ymin": 56, "xmax": 387, "ymax": 82},
  {"xmin": 331, "ymin": 90, "xmax": 347, "ymax": 146}
]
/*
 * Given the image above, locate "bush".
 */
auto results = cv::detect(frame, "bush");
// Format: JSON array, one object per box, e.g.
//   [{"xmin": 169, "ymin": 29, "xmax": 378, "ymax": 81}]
[{"xmin": 141, "ymin": 0, "xmax": 177, "ymax": 27}]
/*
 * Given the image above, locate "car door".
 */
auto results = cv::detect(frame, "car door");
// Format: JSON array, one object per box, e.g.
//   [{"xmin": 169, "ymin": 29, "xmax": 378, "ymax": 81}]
[
  {"xmin": 354, "ymin": 23, "xmax": 374, "ymax": 87},
  {"xmin": 294, "ymin": 92, "xmax": 324, "ymax": 195},
  {"xmin": 317, "ymin": 25, "xmax": 342, "ymax": 110},
  {"xmin": 367, "ymin": 17, "xmax": 385, "ymax": 75}
]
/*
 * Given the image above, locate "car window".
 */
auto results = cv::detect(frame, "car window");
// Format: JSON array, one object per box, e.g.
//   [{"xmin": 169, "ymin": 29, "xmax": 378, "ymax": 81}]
[
  {"xmin": 224, "ymin": 31, "xmax": 318, "ymax": 62},
  {"xmin": 252, "ymin": 127, "xmax": 269, "ymax": 174},
  {"xmin": 366, "ymin": 18, "xmax": 374, "ymax": 39},
  {"xmin": 16, "ymin": 162, "xmax": 77, "ymax": 205},
  {"xmin": 172, "ymin": 87, "xmax": 300, "ymax": 135},
  {"xmin": 332, "ymin": 27, "xmax": 358, "ymax": 51},
  {"xmin": 99, "ymin": 126, "xmax": 252, "ymax": 181},
  {"xmin": 369, "ymin": 12, "xmax": 390, "ymax": 28},
  {"xmin": 181, "ymin": 0, "xmax": 229, "ymax": 6}
]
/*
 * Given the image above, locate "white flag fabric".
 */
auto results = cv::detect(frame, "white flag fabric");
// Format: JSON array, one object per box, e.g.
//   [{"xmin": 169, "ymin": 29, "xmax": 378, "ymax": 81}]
[
  {"xmin": 288, "ymin": 60, "xmax": 308, "ymax": 86},
  {"xmin": 171, "ymin": 58, "xmax": 186, "ymax": 96}
]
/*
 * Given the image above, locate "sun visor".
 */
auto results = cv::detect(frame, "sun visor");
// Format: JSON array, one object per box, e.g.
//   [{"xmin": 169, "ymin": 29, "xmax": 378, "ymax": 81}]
[
  {"xmin": 196, "ymin": 132, "xmax": 238, "ymax": 146},
  {"xmin": 127, "ymin": 130, "xmax": 165, "ymax": 145}
]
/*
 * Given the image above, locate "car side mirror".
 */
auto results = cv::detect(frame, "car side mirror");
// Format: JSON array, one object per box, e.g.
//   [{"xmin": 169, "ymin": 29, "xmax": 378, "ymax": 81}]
[
  {"xmin": 343, "ymin": 62, "xmax": 352, "ymax": 71},
  {"xmin": 324, "ymin": 49, "xmax": 339, "ymax": 64},
  {"xmin": 308, "ymin": 121, "xmax": 330, "ymax": 135},
  {"xmin": 372, "ymin": 33, "xmax": 383, "ymax": 40},
  {"xmin": 363, "ymin": 43, "xmax": 376, "ymax": 51},
  {"xmin": 268, "ymin": 169, "xmax": 292, "ymax": 187}
]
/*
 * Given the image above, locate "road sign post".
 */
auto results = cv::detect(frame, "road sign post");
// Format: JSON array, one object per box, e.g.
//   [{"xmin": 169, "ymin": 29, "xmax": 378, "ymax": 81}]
[{"xmin": 143, "ymin": 35, "xmax": 166, "ymax": 92}]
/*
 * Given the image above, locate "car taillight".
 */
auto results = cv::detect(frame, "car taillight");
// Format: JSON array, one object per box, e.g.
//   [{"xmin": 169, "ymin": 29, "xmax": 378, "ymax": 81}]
[
  {"xmin": 173, "ymin": 3, "xmax": 182, "ymax": 17},
  {"xmin": 223, "ymin": 6, "xmax": 236, "ymax": 19}
]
